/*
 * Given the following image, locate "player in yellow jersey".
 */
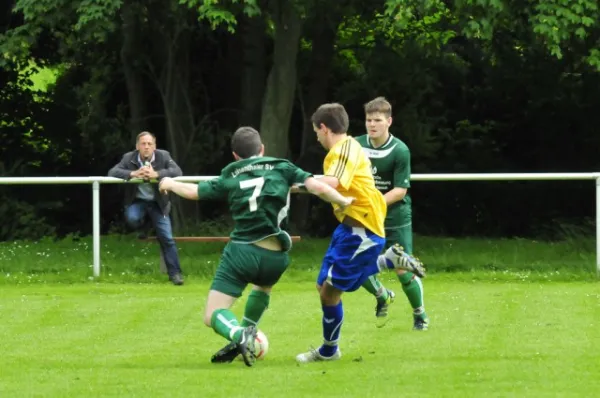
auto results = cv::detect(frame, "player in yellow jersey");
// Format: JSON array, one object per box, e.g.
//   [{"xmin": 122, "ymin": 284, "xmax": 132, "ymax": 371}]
[{"xmin": 295, "ymin": 103, "xmax": 425, "ymax": 363}]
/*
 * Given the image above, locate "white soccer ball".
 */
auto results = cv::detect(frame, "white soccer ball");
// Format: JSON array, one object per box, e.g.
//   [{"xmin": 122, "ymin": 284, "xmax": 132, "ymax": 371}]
[{"xmin": 255, "ymin": 329, "xmax": 269, "ymax": 360}]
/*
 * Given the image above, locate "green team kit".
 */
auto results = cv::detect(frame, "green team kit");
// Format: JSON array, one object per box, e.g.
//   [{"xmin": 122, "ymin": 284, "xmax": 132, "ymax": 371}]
[
  {"xmin": 355, "ymin": 134, "xmax": 412, "ymax": 252},
  {"xmin": 198, "ymin": 156, "xmax": 312, "ymax": 297},
  {"xmin": 355, "ymin": 133, "xmax": 428, "ymax": 330}
]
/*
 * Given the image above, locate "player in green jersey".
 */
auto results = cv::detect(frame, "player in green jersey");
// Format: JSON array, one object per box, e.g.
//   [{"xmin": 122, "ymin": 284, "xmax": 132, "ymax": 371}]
[
  {"xmin": 159, "ymin": 126, "xmax": 355, "ymax": 366},
  {"xmin": 356, "ymin": 97, "xmax": 429, "ymax": 330}
]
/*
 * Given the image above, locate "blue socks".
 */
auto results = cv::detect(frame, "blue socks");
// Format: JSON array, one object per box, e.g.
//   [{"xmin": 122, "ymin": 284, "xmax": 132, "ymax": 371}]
[{"xmin": 319, "ymin": 301, "xmax": 343, "ymax": 357}]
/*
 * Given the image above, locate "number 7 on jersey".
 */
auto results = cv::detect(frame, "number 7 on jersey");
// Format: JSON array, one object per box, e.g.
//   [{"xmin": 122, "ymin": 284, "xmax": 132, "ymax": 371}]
[{"xmin": 240, "ymin": 177, "xmax": 265, "ymax": 212}]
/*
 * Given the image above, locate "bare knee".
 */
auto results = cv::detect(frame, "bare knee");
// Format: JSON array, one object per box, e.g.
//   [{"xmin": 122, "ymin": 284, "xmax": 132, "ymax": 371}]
[
  {"xmin": 203, "ymin": 309, "xmax": 214, "ymax": 327},
  {"xmin": 319, "ymin": 283, "xmax": 342, "ymax": 306},
  {"xmin": 203, "ymin": 289, "xmax": 237, "ymax": 328},
  {"xmin": 252, "ymin": 285, "xmax": 272, "ymax": 295}
]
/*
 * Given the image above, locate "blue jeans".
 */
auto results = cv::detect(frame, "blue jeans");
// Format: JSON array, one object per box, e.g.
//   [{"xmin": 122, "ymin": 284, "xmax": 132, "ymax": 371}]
[{"xmin": 125, "ymin": 200, "xmax": 182, "ymax": 277}]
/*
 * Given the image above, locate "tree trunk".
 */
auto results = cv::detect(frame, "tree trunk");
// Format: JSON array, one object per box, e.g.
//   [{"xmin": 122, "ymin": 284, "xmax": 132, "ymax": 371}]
[
  {"xmin": 120, "ymin": 0, "xmax": 147, "ymax": 138},
  {"xmin": 259, "ymin": 0, "xmax": 302, "ymax": 158},
  {"xmin": 292, "ymin": 11, "xmax": 341, "ymax": 232},
  {"xmin": 149, "ymin": 11, "xmax": 201, "ymax": 232},
  {"xmin": 239, "ymin": 13, "xmax": 267, "ymax": 128}
]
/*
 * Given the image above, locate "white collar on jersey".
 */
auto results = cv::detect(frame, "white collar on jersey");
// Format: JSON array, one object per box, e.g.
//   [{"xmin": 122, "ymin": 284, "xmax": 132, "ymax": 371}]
[{"xmin": 369, "ymin": 133, "xmax": 394, "ymax": 149}]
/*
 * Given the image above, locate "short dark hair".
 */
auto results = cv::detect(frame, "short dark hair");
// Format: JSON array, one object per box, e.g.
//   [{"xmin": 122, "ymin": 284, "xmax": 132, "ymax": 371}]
[
  {"xmin": 231, "ymin": 127, "xmax": 262, "ymax": 159},
  {"xmin": 364, "ymin": 97, "xmax": 392, "ymax": 118},
  {"xmin": 136, "ymin": 131, "xmax": 156, "ymax": 143},
  {"xmin": 311, "ymin": 103, "xmax": 349, "ymax": 134}
]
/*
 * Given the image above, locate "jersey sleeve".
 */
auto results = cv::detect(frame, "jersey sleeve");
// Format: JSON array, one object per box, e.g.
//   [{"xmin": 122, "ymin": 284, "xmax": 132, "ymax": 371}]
[
  {"xmin": 198, "ymin": 175, "xmax": 228, "ymax": 200},
  {"xmin": 324, "ymin": 139, "xmax": 360, "ymax": 190},
  {"xmin": 393, "ymin": 146, "xmax": 411, "ymax": 188},
  {"xmin": 281, "ymin": 161, "xmax": 313, "ymax": 185}
]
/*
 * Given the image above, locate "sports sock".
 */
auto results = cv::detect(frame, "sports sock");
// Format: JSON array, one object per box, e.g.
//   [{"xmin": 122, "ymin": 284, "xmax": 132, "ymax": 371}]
[
  {"xmin": 210, "ymin": 309, "xmax": 244, "ymax": 343},
  {"xmin": 319, "ymin": 301, "xmax": 343, "ymax": 357},
  {"xmin": 241, "ymin": 290, "xmax": 270, "ymax": 327},
  {"xmin": 399, "ymin": 272, "xmax": 425, "ymax": 314},
  {"xmin": 361, "ymin": 275, "xmax": 389, "ymax": 304},
  {"xmin": 377, "ymin": 254, "xmax": 395, "ymax": 271}
]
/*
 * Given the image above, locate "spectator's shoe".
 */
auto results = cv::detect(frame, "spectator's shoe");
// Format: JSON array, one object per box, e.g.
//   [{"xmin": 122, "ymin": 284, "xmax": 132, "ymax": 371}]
[
  {"xmin": 413, "ymin": 314, "xmax": 430, "ymax": 331},
  {"xmin": 169, "ymin": 273, "xmax": 184, "ymax": 286},
  {"xmin": 237, "ymin": 326, "xmax": 258, "ymax": 367},
  {"xmin": 211, "ymin": 342, "xmax": 240, "ymax": 363},
  {"xmin": 375, "ymin": 289, "xmax": 396, "ymax": 328}
]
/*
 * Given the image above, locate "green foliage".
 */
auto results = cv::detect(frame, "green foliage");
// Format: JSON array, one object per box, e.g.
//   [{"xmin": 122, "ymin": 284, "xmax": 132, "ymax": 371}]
[
  {"xmin": 0, "ymin": 195, "xmax": 57, "ymax": 241},
  {"xmin": 530, "ymin": 0, "xmax": 600, "ymax": 60},
  {"xmin": 179, "ymin": 0, "xmax": 261, "ymax": 32},
  {"xmin": 2, "ymin": 0, "xmax": 122, "ymax": 66},
  {"xmin": 384, "ymin": 0, "xmax": 600, "ymax": 69}
]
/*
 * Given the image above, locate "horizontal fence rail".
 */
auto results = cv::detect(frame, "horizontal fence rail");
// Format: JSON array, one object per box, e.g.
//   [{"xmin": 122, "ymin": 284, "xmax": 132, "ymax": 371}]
[{"xmin": 1, "ymin": 173, "xmax": 599, "ymax": 277}]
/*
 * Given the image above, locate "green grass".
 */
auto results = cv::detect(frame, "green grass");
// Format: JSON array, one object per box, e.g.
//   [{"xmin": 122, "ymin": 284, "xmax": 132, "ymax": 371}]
[
  {"xmin": 0, "ymin": 234, "xmax": 596, "ymax": 284},
  {"xmin": 0, "ymin": 279, "xmax": 599, "ymax": 397},
  {"xmin": 0, "ymin": 235, "xmax": 599, "ymax": 396}
]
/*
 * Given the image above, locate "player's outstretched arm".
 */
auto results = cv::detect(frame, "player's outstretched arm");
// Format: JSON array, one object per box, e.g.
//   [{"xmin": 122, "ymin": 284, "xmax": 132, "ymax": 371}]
[
  {"xmin": 303, "ymin": 177, "xmax": 353, "ymax": 209},
  {"xmin": 159, "ymin": 177, "xmax": 199, "ymax": 200}
]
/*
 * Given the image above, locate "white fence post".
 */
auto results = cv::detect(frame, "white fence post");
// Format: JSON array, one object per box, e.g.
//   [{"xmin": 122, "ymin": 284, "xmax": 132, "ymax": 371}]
[
  {"xmin": 596, "ymin": 177, "xmax": 600, "ymax": 276},
  {"xmin": 92, "ymin": 181, "xmax": 101, "ymax": 278}
]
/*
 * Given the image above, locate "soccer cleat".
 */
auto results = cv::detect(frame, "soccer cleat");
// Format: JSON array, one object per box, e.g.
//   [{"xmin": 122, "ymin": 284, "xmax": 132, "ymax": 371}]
[
  {"xmin": 296, "ymin": 347, "xmax": 342, "ymax": 364},
  {"xmin": 383, "ymin": 244, "xmax": 426, "ymax": 278},
  {"xmin": 375, "ymin": 289, "xmax": 396, "ymax": 328},
  {"xmin": 237, "ymin": 326, "xmax": 258, "ymax": 367},
  {"xmin": 413, "ymin": 314, "xmax": 430, "ymax": 331},
  {"xmin": 211, "ymin": 341, "xmax": 240, "ymax": 363}
]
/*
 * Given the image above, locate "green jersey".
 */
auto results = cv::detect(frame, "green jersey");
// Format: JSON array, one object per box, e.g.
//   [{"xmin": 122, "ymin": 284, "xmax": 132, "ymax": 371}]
[
  {"xmin": 198, "ymin": 156, "xmax": 312, "ymax": 247},
  {"xmin": 355, "ymin": 134, "xmax": 412, "ymax": 227}
]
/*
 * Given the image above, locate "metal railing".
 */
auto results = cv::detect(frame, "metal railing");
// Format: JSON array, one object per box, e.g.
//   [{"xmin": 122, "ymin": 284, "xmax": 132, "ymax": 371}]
[{"xmin": 1, "ymin": 172, "xmax": 599, "ymax": 276}]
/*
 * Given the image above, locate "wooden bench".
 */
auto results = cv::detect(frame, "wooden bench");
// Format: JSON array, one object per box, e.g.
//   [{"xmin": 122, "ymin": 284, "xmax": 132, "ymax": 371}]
[{"xmin": 142, "ymin": 236, "xmax": 302, "ymax": 273}]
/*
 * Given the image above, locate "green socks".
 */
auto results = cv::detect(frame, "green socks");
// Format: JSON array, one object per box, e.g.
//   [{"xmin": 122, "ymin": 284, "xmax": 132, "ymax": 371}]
[
  {"xmin": 211, "ymin": 309, "xmax": 244, "ymax": 342},
  {"xmin": 399, "ymin": 272, "xmax": 425, "ymax": 315},
  {"xmin": 210, "ymin": 290, "xmax": 271, "ymax": 343},
  {"xmin": 242, "ymin": 290, "xmax": 270, "ymax": 327},
  {"xmin": 361, "ymin": 275, "xmax": 390, "ymax": 304}
]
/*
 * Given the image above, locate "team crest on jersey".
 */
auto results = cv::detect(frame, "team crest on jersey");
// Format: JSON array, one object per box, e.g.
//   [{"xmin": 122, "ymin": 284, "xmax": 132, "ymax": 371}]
[
  {"xmin": 371, "ymin": 165, "xmax": 377, "ymax": 175},
  {"xmin": 362, "ymin": 144, "xmax": 397, "ymax": 159}
]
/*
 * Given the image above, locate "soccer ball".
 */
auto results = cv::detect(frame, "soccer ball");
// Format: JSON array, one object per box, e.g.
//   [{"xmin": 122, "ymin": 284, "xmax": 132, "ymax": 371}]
[{"xmin": 254, "ymin": 329, "xmax": 269, "ymax": 360}]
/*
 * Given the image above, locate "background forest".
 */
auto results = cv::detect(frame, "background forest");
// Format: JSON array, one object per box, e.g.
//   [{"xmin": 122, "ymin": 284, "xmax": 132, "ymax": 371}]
[{"xmin": 2, "ymin": 0, "xmax": 600, "ymax": 241}]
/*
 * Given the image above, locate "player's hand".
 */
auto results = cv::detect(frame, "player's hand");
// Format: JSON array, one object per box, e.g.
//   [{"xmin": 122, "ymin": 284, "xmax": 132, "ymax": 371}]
[
  {"xmin": 339, "ymin": 196, "xmax": 355, "ymax": 210},
  {"xmin": 159, "ymin": 177, "xmax": 174, "ymax": 194}
]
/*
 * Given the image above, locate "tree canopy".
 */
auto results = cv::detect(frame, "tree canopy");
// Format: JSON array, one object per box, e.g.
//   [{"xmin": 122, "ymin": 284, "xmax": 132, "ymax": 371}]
[{"xmin": 1, "ymin": 0, "xmax": 600, "ymax": 240}]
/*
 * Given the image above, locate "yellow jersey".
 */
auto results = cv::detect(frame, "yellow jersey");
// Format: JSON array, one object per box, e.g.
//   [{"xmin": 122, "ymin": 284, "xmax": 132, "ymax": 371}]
[{"xmin": 323, "ymin": 136, "xmax": 387, "ymax": 237}]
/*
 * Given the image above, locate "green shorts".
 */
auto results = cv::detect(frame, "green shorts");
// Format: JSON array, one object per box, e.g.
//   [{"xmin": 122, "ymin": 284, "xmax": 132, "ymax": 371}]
[
  {"xmin": 385, "ymin": 223, "xmax": 413, "ymax": 254},
  {"xmin": 211, "ymin": 242, "xmax": 290, "ymax": 298}
]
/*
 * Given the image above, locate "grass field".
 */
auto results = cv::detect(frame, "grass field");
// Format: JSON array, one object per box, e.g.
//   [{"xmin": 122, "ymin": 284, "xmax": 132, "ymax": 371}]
[
  {"xmin": 1, "ymin": 279, "xmax": 599, "ymax": 397},
  {"xmin": 0, "ymin": 235, "xmax": 599, "ymax": 397}
]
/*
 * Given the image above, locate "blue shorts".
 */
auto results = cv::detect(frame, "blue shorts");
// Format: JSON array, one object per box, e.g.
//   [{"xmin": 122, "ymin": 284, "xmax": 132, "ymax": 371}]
[{"xmin": 317, "ymin": 224, "xmax": 385, "ymax": 292}]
